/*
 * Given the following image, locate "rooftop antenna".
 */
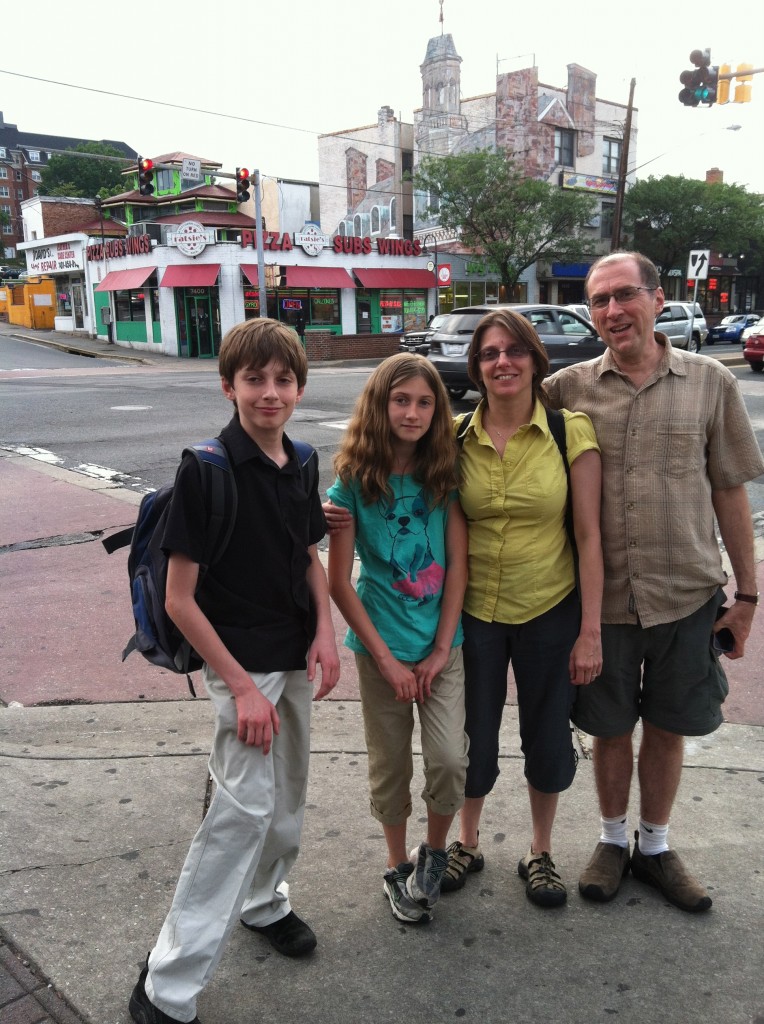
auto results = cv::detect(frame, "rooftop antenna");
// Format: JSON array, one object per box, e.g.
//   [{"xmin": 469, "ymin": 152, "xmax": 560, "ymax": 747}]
[{"xmin": 439, "ymin": 0, "xmax": 444, "ymax": 34}]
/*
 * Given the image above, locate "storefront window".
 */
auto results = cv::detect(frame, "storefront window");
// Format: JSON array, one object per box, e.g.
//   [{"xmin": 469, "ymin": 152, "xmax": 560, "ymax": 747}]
[
  {"xmin": 403, "ymin": 290, "xmax": 427, "ymax": 332},
  {"xmin": 56, "ymin": 289, "xmax": 72, "ymax": 315},
  {"xmin": 485, "ymin": 281, "xmax": 500, "ymax": 304},
  {"xmin": 379, "ymin": 289, "xmax": 404, "ymax": 334},
  {"xmin": 310, "ymin": 289, "xmax": 340, "ymax": 326},
  {"xmin": 115, "ymin": 289, "xmax": 147, "ymax": 322},
  {"xmin": 453, "ymin": 281, "xmax": 470, "ymax": 308}
]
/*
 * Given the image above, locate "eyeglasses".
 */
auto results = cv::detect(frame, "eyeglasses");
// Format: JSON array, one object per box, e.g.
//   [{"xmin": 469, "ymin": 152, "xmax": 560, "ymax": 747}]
[
  {"xmin": 587, "ymin": 286, "xmax": 657, "ymax": 311},
  {"xmin": 477, "ymin": 345, "xmax": 532, "ymax": 363}
]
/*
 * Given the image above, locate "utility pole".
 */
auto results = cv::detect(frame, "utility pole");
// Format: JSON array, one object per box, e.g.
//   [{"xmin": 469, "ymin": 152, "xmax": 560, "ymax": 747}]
[{"xmin": 611, "ymin": 77, "xmax": 636, "ymax": 252}]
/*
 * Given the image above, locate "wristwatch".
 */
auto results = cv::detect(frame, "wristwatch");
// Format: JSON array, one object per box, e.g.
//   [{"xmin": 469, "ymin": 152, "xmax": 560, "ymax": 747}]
[{"xmin": 734, "ymin": 591, "xmax": 759, "ymax": 605}]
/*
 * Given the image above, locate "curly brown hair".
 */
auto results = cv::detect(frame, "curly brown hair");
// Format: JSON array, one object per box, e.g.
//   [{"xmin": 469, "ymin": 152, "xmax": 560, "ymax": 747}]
[
  {"xmin": 466, "ymin": 308, "xmax": 549, "ymax": 406},
  {"xmin": 333, "ymin": 353, "xmax": 458, "ymax": 506}
]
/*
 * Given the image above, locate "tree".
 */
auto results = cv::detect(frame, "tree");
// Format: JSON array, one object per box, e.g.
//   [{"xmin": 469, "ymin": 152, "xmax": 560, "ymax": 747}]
[
  {"xmin": 38, "ymin": 141, "xmax": 130, "ymax": 199},
  {"xmin": 413, "ymin": 151, "xmax": 598, "ymax": 292},
  {"xmin": 623, "ymin": 174, "xmax": 764, "ymax": 278}
]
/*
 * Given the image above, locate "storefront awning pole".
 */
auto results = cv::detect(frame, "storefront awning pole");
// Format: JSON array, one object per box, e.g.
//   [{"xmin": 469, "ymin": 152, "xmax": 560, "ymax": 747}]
[{"xmin": 254, "ymin": 170, "xmax": 267, "ymax": 317}]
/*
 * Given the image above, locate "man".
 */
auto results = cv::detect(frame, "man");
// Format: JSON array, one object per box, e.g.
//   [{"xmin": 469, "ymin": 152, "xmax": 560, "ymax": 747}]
[{"xmin": 544, "ymin": 251, "xmax": 763, "ymax": 913}]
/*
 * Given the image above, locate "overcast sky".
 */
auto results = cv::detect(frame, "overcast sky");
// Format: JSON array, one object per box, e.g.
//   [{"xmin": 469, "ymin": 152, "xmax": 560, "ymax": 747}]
[{"xmin": 3, "ymin": 0, "xmax": 762, "ymax": 196}]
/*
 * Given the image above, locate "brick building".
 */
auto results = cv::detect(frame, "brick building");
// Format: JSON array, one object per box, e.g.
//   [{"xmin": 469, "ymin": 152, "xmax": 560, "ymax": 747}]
[{"xmin": 0, "ymin": 111, "xmax": 135, "ymax": 257}]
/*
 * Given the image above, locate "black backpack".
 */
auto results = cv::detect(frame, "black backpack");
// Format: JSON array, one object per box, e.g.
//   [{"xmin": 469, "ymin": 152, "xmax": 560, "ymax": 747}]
[{"xmin": 103, "ymin": 437, "xmax": 317, "ymax": 696}]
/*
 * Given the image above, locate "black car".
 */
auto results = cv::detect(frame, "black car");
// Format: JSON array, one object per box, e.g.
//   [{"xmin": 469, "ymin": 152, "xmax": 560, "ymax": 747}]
[
  {"xmin": 426, "ymin": 304, "xmax": 604, "ymax": 398},
  {"xmin": 0, "ymin": 266, "xmax": 21, "ymax": 279},
  {"xmin": 399, "ymin": 313, "xmax": 448, "ymax": 355}
]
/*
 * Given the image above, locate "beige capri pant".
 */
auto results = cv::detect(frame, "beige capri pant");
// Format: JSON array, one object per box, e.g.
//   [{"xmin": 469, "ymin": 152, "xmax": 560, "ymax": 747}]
[{"xmin": 355, "ymin": 645, "xmax": 469, "ymax": 826}]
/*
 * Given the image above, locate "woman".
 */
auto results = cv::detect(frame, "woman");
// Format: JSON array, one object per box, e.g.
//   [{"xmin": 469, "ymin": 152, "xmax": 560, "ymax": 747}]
[
  {"xmin": 325, "ymin": 309, "xmax": 603, "ymax": 907},
  {"xmin": 442, "ymin": 308, "xmax": 603, "ymax": 907}
]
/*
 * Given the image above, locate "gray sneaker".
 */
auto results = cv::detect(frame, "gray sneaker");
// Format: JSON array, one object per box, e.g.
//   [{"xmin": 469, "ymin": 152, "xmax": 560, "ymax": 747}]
[
  {"xmin": 383, "ymin": 862, "xmax": 430, "ymax": 924},
  {"xmin": 407, "ymin": 843, "xmax": 448, "ymax": 909}
]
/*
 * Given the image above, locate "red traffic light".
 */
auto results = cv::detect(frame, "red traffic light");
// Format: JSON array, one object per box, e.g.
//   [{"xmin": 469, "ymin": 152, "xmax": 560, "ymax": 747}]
[
  {"xmin": 237, "ymin": 167, "xmax": 250, "ymax": 180},
  {"xmin": 137, "ymin": 155, "xmax": 155, "ymax": 196}
]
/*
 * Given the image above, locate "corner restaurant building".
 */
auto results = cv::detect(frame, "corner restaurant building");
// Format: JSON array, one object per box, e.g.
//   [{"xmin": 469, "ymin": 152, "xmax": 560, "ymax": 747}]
[{"xmin": 83, "ymin": 224, "xmax": 436, "ymax": 359}]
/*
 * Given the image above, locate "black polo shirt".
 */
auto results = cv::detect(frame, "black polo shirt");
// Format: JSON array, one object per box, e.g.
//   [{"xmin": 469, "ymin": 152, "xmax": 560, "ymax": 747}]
[{"xmin": 161, "ymin": 415, "xmax": 326, "ymax": 672}]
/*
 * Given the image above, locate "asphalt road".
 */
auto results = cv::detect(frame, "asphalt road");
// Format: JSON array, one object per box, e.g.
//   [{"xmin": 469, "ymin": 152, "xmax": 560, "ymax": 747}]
[{"xmin": 1, "ymin": 335, "xmax": 763, "ymax": 514}]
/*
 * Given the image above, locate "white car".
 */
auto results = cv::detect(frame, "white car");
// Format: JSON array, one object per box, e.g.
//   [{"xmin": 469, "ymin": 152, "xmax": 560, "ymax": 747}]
[{"xmin": 741, "ymin": 316, "xmax": 764, "ymax": 345}]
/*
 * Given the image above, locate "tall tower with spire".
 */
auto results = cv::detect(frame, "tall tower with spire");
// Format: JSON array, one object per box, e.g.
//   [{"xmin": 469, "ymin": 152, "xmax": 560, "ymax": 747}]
[{"xmin": 415, "ymin": 2, "xmax": 467, "ymax": 157}]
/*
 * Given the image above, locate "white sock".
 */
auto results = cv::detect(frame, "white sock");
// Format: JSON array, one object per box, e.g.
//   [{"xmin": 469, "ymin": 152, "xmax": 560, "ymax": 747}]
[
  {"xmin": 600, "ymin": 813, "xmax": 629, "ymax": 847},
  {"xmin": 638, "ymin": 818, "xmax": 669, "ymax": 856}
]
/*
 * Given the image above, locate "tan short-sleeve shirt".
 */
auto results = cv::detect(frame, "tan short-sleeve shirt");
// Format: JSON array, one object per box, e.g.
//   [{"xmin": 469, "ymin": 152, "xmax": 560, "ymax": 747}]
[{"xmin": 545, "ymin": 336, "xmax": 764, "ymax": 627}]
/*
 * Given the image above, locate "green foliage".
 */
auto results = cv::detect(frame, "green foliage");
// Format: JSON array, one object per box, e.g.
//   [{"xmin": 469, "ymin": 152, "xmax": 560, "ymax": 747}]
[
  {"xmin": 623, "ymin": 175, "xmax": 764, "ymax": 278},
  {"xmin": 38, "ymin": 141, "xmax": 130, "ymax": 199},
  {"xmin": 413, "ymin": 151, "xmax": 598, "ymax": 290}
]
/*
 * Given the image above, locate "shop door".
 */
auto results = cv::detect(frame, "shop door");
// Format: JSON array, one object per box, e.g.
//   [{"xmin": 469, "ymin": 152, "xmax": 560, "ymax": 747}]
[
  {"xmin": 176, "ymin": 288, "xmax": 221, "ymax": 357},
  {"xmin": 71, "ymin": 284, "xmax": 85, "ymax": 329}
]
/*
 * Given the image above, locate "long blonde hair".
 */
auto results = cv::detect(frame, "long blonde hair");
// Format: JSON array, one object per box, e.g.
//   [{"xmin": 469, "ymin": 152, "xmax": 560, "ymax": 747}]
[{"xmin": 334, "ymin": 353, "xmax": 458, "ymax": 506}]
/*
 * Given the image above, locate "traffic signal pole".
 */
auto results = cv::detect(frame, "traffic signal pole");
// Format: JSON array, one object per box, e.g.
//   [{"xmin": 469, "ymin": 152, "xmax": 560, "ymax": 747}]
[{"xmin": 253, "ymin": 171, "xmax": 267, "ymax": 319}]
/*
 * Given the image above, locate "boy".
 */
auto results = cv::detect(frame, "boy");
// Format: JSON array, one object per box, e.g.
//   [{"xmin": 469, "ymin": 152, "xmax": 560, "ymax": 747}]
[{"xmin": 129, "ymin": 319, "xmax": 340, "ymax": 1024}]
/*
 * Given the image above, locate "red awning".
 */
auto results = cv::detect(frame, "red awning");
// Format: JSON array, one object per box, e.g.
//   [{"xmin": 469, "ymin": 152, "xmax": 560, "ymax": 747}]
[
  {"xmin": 353, "ymin": 268, "xmax": 436, "ymax": 289},
  {"xmin": 286, "ymin": 266, "xmax": 356, "ymax": 288},
  {"xmin": 160, "ymin": 264, "xmax": 221, "ymax": 288},
  {"xmin": 240, "ymin": 265, "xmax": 261, "ymax": 287},
  {"xmin": 240, "ymin": 265, "xmax": 356, "ymax": 289},
  {"xmin": 95, "ymin": 267, "xmax": 154, "ymax": 292}
]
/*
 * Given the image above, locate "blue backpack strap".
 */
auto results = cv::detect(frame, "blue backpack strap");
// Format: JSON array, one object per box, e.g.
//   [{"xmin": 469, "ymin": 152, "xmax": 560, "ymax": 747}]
[
  {"xmin": 292, "ymin": 439, "xmax": 318, "ymax": 494},
  {"xmin": 185, "ymin": 438, "xmax": 238, "ymax": 572}
]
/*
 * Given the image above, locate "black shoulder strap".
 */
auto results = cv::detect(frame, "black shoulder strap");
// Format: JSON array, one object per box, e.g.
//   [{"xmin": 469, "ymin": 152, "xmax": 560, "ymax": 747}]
[
  {"xmin": 455, "ymin": 411, "xmax": 474, "ymax": 448},
  {"xmin": 544, "ymin": 408, "xmax": 576, "ymax": 558},
  {"xmin": 544, "ymin": 407, "xmax": 568, "ymax": 473},
  {"xmin": 292, "ymin": 439, "xmax": 318, "ymax": 494},
  {"xmin": 187, "ymin": 438, "xmax": 238, "ymax": 571}
]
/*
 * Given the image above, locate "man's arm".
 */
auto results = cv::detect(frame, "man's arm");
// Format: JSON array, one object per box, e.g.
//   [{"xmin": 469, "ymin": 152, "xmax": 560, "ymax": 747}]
[
  {"xmin": 165, "ymin": 552, "xmax": 281, "ymax": 750},
  {"xmin": 569, "ymin": 449, "xmax": 604, "ymax": 684},
  {"xmin": 712, "ymin": 484, "xmax": 758, "ymax": 660},
  {"xmin": 305, "ymin": 544, "xmax": 341, "ymax": 700}
]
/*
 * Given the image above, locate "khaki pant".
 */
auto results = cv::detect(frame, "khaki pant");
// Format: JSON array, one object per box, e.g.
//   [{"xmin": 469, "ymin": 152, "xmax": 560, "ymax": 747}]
[{"xmin": 356, "ymin": 646, "xmax": 468, "ymax": 826}]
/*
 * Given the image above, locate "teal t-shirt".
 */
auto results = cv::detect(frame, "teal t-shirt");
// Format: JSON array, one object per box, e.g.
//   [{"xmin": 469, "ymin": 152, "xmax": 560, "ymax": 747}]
[{"xmin": 327, "ymin": 474, "xmax": 463, "ymax": 662}]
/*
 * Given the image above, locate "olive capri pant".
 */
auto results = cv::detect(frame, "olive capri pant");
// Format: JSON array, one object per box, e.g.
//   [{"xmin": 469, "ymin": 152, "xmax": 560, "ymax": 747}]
[{"xmin": 356, "ymin": 646, "xmax": 469, "ymax": 826}]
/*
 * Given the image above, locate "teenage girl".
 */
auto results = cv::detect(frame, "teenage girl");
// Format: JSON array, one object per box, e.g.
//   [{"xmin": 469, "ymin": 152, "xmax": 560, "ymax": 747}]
[{"xmin": 327, "ymin": 353, "xmax": 469, "ymax": 924}]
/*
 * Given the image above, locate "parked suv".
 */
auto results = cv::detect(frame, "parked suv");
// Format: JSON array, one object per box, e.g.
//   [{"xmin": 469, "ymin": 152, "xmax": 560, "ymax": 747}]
[
  {"xmin": 426, "ymin": 304, "xmax": 603, "ymax": 399},
  {"xmin": 655, "ymin": 302, "xmax": 707, "ymax": 352},
  {"xmin": 399, "ymin": 313, "xmax": 447, "ymax": 355}
]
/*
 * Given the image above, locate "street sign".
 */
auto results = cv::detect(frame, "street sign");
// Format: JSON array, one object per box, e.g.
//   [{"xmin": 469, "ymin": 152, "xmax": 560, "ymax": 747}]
[
  {"xmin": 687, "ymin": 249, "xmax": 710, "ymax": 280},
  {"xmin": 181, "ymin": 158, "xmax": 202, "ymax": 181}
]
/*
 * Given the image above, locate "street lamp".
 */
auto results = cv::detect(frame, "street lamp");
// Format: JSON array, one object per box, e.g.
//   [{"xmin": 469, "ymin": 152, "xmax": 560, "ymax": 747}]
[{"xmin": 422, "ymin": 233, "xmax": 439, "ymax": 315}]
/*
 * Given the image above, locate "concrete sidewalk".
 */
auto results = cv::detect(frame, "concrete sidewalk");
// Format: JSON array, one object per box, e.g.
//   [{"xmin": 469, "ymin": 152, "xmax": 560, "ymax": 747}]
[{"xmin": 1, "ymin": 435, "xmax": 763, "ymax": 1023}]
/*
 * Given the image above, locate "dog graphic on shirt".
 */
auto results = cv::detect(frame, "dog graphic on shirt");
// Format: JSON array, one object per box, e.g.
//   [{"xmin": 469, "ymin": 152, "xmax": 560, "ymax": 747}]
[{"xmin": 378, "ymin": 488, "xmax": 445, "ymax": 604}]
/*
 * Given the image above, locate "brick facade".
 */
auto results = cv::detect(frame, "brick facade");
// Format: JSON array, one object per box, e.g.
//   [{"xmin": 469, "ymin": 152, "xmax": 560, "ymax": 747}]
[{"xmin": 305, "ymin": 332, "xmax": 399, "ymax": 362}]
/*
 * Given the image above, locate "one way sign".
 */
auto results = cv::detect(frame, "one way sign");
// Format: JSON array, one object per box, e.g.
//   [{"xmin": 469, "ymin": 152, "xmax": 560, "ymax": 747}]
[{"xmin": 687, "ymin": 249, "xmax": 710, "ymax": 281}]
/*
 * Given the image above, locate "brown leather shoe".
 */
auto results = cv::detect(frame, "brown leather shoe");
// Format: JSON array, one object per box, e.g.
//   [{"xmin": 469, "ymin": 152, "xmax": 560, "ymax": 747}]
[
  {"xmin": 578, "ymin": 842, "xmax": 631, "ymax": 902},
  {"xmin": 630, "ymin": 833, "xmax": 712, "ymax": 912}
]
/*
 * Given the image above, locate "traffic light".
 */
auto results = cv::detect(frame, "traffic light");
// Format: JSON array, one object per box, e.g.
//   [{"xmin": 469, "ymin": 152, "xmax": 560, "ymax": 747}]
[
  {"xmin": 734, "ymin": 63, "xmax": 753, "ymax": 103},
  {"xmin": 678, "ymin": 48, "xmax": 717, "ymax": 106},
  {"xmin": 138, "ymin": 157, "xmax": 154, "ymax": 196},
  {"xmin": 236, "ymin": 167, "xmax": 251, "ymax": 203},
  {"xmin": 717, "ymin": 63, "xmax": 731, "ymax": 104}
]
